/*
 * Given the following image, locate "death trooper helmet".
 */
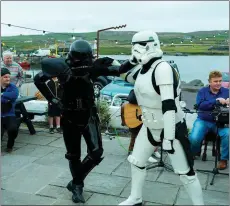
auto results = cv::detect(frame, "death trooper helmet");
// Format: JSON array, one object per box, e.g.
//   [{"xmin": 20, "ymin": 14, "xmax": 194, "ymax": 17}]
[
  {"xmin": 66, "ymin": 40, "xmax": 94, "ymax": 69},
  {"xmin": 131, "ymin": 30, "xmax": 163, "ymax": 65}
]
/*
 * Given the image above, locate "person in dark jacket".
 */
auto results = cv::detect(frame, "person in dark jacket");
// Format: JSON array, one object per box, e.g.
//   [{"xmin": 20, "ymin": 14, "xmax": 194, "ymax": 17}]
[
  {"xmin": 47, "ymin": 77, "xmax": 63, "ymax": 134},
  {"xmin": 1, "ymin": 67, "xmax": 19, "ymax": 153}
]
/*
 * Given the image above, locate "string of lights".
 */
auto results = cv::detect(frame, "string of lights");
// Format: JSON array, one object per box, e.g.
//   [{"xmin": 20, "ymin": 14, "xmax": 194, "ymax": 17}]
[{"xmin": 1, "ymin": 22, "xmax": 76, "ymax": 38}]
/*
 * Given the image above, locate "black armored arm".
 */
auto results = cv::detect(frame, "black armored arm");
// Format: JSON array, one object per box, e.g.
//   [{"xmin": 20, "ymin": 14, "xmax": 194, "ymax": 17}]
[{"xmin": 34, "ymin": 58, "xmax": 71, "ymax": 104}]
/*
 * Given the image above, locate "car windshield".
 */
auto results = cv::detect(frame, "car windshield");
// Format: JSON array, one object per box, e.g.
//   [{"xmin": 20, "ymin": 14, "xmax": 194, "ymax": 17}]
[{"xmin": 222, "ymin": 72, "xmax": 229, "ymax": 82}]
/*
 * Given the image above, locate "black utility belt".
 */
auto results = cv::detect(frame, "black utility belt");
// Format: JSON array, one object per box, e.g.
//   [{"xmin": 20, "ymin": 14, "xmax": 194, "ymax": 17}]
[{"xmin": 63, "ymin": 99, "xmax": 93, "ymax": 110}]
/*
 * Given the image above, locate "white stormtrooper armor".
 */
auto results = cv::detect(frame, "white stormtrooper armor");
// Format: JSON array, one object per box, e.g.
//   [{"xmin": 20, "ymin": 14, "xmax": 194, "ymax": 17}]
[{"xmin": 119, "ymin": 31, "xmax": 204, "ymax": 206}]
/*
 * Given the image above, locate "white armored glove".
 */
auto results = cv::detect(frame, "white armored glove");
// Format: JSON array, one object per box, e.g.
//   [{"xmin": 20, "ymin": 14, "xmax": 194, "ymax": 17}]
[{"xmin": 162, "ymin": 139, "xmax": 175, "ymax": 154}]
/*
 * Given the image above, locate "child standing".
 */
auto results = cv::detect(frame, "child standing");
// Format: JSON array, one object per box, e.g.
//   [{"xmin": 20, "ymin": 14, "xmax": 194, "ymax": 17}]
[{"xmin": 47, "ymin": 77, "xmax": 63, "ymax": 134}]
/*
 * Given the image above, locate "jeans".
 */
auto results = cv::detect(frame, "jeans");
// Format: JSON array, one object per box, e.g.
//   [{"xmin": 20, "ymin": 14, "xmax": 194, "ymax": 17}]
[{"xmin": 189, "ymin": 118, "xmax": 229, "ymax": 160}]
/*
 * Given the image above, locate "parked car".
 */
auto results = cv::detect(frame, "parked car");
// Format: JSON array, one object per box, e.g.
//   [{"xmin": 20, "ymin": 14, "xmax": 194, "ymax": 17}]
[
  {"xmin": 93, "ymin": 76, "xmax": 114, "ymax": 98},
  {"xmin": 221, "ymin": 72, "xmax": 229, "ymax": 88}
]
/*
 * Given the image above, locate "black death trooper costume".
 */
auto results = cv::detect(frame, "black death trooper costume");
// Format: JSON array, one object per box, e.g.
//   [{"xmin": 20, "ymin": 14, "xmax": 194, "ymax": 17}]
[
  {"xmin": 33, "ymin": 40, "xmax": 134, "ymax": 204},
  {"xmin": 117, "ymin": 31, "xmax": 204, "ymax": 206}
]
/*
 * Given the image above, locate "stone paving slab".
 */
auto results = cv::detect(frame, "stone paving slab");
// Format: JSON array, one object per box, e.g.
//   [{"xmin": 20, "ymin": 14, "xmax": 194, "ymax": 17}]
[
  {"xmin": 156, "ymin": 170, "xmax": 209, "ymax": 189},
  {"xmin": 84, "ymin": 193, "xmax": 126, "ymax": 205},
  {"xmin": 1, "ymin": 154, "xmax": 38, "ymax": 180},
  {"xmin": 37, "ymin": 185, "xmax": 93, "ymax": 203},
  {"xmin": 84, "ymin": 173, "xmax": 130, "ymax": 196},
  {"xmin": 144, "ymin": 201, "xmax": 162, "ymax": 205},
  {"xmin": 50, "ymin": 172, "xmax": 130, "ymax": 197},
  {"xmin": 1, "ymin": 129, "xmax": 229, "ymax": 205},
  {"xmin": 1, "ymin": 163, "xmax": 66, "ymax": 194},
  {"xmin": 15, "ymin": 132, "xmax": 59, "ymax": 146},
  {"xmin": 120, "ymin": 180, "xmax": 180, "ymax": 205},
  {"xmin": 1, "ymin": 140, "xmax": 28, "ymax": 155},
  {"xmin": 33, "ymin": 148, "xmax": 69, "ymax": 169},
  {"xmin": 206, "ymin": 174, "xmax": 229, "ymax": 193},
  {"xmin": 175, "ymin": 187, "xmax": 229, "ymax": 205},
  {"xmin": 112, "ymin": 160, "xmax": 163, "ymax": 181},
  {"xmin": 10, "ymin": 144, "xmax": 58, "ymax": 158},
  {"xmin": 92, "ymin": 154, "xmax": 126, "ymax": 175},
  {"xmin": 1, "ymin": 189, "xmax": 56, "ymax": 205}
]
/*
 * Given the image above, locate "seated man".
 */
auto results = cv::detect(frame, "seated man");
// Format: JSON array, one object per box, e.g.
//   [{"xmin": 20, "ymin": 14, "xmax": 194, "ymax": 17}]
[
  {"xmin": 1, "ymin": 67, "xmax": 19, "ymax": 153},
  {"xmin": 189, "ymin": 70, "xmax": 229, "ymax": 170}
]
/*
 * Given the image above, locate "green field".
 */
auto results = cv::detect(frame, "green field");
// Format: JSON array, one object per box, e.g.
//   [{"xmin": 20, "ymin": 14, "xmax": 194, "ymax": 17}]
[{"xmin": 2, "ymin": 30, "xmax": 229, "ymax": 55}]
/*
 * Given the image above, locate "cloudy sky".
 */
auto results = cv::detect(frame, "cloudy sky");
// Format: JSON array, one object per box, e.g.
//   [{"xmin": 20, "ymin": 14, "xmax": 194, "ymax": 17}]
[{"xmin": 1, "ymin": 1, "xmax": 229, "ymax": 36}]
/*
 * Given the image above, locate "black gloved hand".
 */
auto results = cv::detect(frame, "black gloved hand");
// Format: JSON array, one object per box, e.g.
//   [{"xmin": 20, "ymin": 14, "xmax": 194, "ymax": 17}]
[
  {"xmin": 51, "ymin": 97, "xmax": 63, "ymax": 109},
  {"xmin": 93, "ymin": 57, "xmax": 114, "ymax": 69}
]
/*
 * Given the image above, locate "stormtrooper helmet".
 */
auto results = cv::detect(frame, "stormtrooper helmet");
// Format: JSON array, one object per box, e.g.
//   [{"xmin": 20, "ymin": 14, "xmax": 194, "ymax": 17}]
[{"xmin": 131, "ymin": 30, "xmax": 163, "ymax": 65}]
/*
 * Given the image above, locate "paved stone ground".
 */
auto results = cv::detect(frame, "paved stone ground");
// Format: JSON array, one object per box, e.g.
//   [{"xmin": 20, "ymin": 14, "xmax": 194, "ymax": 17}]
[{"xmin": 1, "ymin": 127, "xmax": 229, "ymax": 205}]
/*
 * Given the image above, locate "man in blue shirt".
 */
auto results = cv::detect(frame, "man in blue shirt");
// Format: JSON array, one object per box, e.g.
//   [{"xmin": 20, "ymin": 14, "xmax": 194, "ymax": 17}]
[
  {"xmin": 1, "ymin": 67, "xmax": 19, "ymax": 153},
  {"xmin": 189, "ymin": 71, "xmax": 229, "ymax": 170}
]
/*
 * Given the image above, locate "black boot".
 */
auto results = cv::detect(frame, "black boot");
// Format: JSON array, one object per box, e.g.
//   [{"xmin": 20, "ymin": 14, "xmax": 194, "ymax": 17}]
[
  {"xmin": 68, "ymin": 160, "xmax": 85, "ymax": 203},
  {"xmin": 67, "ymin": 180, "xmax": 85, "ymax": 203}
]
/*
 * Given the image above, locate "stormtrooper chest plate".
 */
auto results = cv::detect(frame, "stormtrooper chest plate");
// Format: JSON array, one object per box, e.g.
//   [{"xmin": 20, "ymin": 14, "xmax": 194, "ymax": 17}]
[{"xmin": 134, "ymin": 62, "xmax": 164, "ymax": 129}]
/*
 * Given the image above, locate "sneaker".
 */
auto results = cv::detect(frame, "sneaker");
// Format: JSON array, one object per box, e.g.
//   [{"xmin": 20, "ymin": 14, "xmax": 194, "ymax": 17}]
[
  {"xmin": 49, "ymin": 128, "xmax": 55, "ymax": 134},
  {"xmin": 56, "ymin": 128, "xmax": 63, "ymax": 134}
]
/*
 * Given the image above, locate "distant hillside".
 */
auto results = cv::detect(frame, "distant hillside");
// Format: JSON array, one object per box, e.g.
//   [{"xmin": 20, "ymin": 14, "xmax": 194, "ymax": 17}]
[
  {"xmin": 1, "ymin": 30, "xmax": 228, "ymax": 55},
  {"xmin": 2, "ymin": 30, "xmax": 228, "ymax": 42}
]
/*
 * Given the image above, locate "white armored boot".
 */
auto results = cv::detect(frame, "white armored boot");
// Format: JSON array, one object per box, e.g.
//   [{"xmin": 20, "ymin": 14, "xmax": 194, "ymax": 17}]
[
  {"xmin": 119, "ymin": 164, "xmax": 146, "ymax": 206},
  {"xmin": 180, "ymin": 174, "xmax": 204, "ymax": 205}
]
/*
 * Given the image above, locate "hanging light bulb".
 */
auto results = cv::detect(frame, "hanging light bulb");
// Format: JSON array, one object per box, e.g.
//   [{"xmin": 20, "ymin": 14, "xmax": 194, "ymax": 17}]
[
  {"xmin": 115, "ymin": 40, "xmax": 118, "ymax": 44},
  {"xmin": 43, "ymin": 31, "xmax": 45, "ymax": 35}
]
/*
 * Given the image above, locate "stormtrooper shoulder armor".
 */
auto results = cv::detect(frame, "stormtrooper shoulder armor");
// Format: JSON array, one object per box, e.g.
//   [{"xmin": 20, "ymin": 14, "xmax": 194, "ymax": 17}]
[{"xmin": 154, "ymin": 61, "xmax": 174, "ymax": 85}]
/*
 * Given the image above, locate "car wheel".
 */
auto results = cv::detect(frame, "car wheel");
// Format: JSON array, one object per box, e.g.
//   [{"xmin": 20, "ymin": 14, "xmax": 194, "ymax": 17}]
[{"xmin": 94, "ymin": 82, "xmax": 105, "ymax": 98}]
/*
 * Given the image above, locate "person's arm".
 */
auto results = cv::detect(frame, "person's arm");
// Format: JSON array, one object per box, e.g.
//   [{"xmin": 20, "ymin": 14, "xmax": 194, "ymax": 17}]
[
  {"xmin": 16, "ymin": 64, "xmax": 24, "ymax": 87},
  {"xmin": 196, "ymin": 89, "xmax": 216, "ymax": 111},
  {"xmin": 90, "ymin": 57, "xmax": 136, "ymax": 79},
  {"xmin": 1, "ymin": 84, "xmax": 19, "ymax": 103},
  {"xmin": 155, "ymin": 62, "xmax": 176, "ymax": 153}
]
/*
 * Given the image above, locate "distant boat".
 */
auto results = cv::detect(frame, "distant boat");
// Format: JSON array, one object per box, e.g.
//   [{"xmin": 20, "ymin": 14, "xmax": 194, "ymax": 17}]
[
  {"xmin": 175, "ymin": 52, "xmax": 188, "ymax": 56},
  {"xmin": 18, "ymin": 61, "xmax": 30, "ymax": 70}
]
